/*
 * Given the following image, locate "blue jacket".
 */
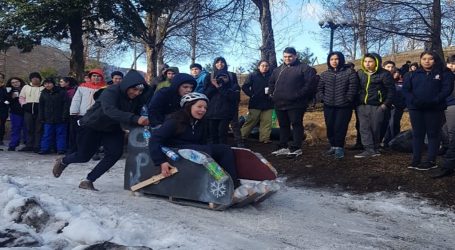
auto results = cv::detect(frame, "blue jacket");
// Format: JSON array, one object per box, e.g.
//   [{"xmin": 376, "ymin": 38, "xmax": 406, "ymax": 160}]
[
  {"xmin": 147, "ymin": 73, "xmax": 196, "ymax": 127},
  {"xmin": 402, "ymin": 68, "xmax": 454, "ymax": 110},
  {"xmin": 149, "ymin": 114, "xmax": 207, "ymax": 166},
  {"xmin": 194, "ymin": 70, "xmax": 208, "ymax": 93}
]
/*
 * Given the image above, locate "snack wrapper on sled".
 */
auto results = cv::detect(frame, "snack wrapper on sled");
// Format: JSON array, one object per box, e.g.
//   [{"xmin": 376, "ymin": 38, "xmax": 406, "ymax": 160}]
[{"xmin": 124, "ymin": 127, "xmax": 279, "ymax": 210}]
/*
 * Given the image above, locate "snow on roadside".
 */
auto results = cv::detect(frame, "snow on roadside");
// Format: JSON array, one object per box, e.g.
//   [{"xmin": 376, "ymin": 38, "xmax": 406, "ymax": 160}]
[{"xmin": 1, "ymin": 152, "xmax": 455, "ymax": 249}]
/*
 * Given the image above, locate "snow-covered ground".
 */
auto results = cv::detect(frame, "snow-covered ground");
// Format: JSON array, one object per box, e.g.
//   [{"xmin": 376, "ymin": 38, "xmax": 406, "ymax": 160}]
[{"xmin": 1, "ymin": 150, "xmax": 455, "ymax": 249}]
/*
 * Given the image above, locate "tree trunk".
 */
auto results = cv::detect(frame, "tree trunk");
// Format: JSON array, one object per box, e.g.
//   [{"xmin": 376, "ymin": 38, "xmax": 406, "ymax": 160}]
[
  {"xmin": 145, "ymin": 12, "xmax": 160, "ymax": 82},
  {"xmin": 430, "ymin": 0, "xmax": 444, "ymax": 60},
  {"xmin": 252, "ymin": 0, "xmax": 277, "ymax": 69},
  {"xmin": 358, "ymin": 0, "xmax": 368, "ymax": 56},
  {"xmin": 190, "ymin": 3, "xmax": 198, "ymax": 64},
  {"xmin": 68, "ymin": 14, "xmax": 85, "ymax": 82}
]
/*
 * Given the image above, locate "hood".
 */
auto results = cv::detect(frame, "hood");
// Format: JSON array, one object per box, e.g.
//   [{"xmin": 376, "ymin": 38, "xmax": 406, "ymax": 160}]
[
  {"xmin": 361, "ymin": 53, "xmax": 382, "ymax": 73},
  {"xmin": 169, "ymin": 73, "xmax": 196, "ymax": 92},
  {"xmin": 163, "ymin": 66, "xmax": 180, "ymax": 75},
  {"xmin": 120, "ymin": 69, "xmax": 147, "ymax": 93},
  {"xmin": 88, "ymin": 68, "xmax": 106, "ymax": 83},
  {"xmin": 327, "ymin": 51, "xmax": 346, "ymax": 71}
]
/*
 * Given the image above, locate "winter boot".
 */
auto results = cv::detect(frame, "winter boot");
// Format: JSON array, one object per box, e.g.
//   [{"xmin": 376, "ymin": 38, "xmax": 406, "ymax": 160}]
[
  {"xmin": 79, "ymin": 179, "xmax": 98, "ymax": 191},
  {"xmin": 52, "ymin": 157, "xmax": 67, "ymax": 178}
]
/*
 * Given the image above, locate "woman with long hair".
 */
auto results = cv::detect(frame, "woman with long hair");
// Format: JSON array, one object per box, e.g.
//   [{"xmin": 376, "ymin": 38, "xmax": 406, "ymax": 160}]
[
  {"xmin": 403, "ymin": 51, "xmax": 454, "ymax": 170},
  {"xmin": 6, "ymin": 77, "xmax": 27, "ymax": 150},
  {"xmin": 149, "ymin": 92, "xmax": 238, "ymax": 185}
]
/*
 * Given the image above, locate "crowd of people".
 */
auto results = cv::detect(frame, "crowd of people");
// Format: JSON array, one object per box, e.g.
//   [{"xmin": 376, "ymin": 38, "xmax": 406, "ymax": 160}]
[{"xmin": 1, "ymin": 47, "xmax": 455, "ymax": 191}]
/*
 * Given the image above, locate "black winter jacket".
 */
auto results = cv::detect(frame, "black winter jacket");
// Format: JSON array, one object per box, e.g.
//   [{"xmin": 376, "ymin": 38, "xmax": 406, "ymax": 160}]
[
  {"xmin": 79, "ymin": 70, "xmax": 152, "ymax": 132},
  {"xmin": 268, "ymin": 59, "xmax": 318, "ymax": 110},
  {"xmin": 39, "ymin": 87, "xmax": 70, "ymax": 124},
  {"xmin": 318, "ymin": 52, "xmax": 359, "ymax": 107},
  {"xmin": 147, "ymin": 73, "xmax": 196, "ymax": 127},
  {"xmin": 204, "ymin": 71, "xmax": 240, "ymax": 119},
  {"xmin": 402, "ymin": 68, "xmax": 454, "ymax": 111},
  {"xmin": 357, "ymin": 53, "xmax": 395, "ymax": 107},
  {"xmin": 0, "ymin": 87, "xmax": 8, "ymax": 116},
  {"xmin": 242, "ymin": 71, "xmax": 274, "ymax": 110},
  {"xmin": 149, "ymin": 113, "xmax": 207, "ymax": 166},
  {"xmin": 7, "ymin": 87, "xmax": 23, "ymax": 115}
]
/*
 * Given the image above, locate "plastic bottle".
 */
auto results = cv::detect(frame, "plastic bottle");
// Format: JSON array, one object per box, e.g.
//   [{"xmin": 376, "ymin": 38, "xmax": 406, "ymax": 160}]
[
  {"xmin": 140, "ymin": 106, "xmax": 151, "ymax": 146},
  {"xmin": 271, "ymin": 109, "xmax": 278, "ymax": 128},
  {"xmin": 178, "ymin": 149, "xmax": 228, "ymax": 182},
  {"xmin": 161, "ymin": 147, "xmax": 180, "ymax": 161}
]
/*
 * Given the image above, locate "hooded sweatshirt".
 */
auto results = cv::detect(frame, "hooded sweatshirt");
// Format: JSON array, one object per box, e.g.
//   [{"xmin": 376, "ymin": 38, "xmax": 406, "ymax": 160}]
[
  {"xmin": 318, "ymin": 52, "xmax": 359, "ymax": 107},
  {"xmin": 204, "ymin": 69, "xmax": 240, "ymax": 119},
  {"xmin": 78, "ymin": 69, "xmax": 151, "ymax": 132},
  {"xmin": 147, "ymin": 73, "xmax": 196, "ymax": 127},
  {"xmin": 70, "ymin": 68, "xmax": 107, "ymax": 115},
  {"xmin": 357, "ymin": 53, "xmax": 395, "ymax": 107},
  {"xmin": 19, "ymin": 82, "xmax": 44, "ymax": 115}
]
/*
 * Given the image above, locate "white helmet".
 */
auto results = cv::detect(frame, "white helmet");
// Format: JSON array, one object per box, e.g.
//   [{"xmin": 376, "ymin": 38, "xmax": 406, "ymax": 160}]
[{"xmin": 180, "ymin": 92, "xmax": 209, "ymax": 107}]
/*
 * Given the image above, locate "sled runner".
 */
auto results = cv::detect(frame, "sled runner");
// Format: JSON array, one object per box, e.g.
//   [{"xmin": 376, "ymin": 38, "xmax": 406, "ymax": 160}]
[{"xmin": 124, "ymin": 127, "xmax": 279, "ymax": 210}]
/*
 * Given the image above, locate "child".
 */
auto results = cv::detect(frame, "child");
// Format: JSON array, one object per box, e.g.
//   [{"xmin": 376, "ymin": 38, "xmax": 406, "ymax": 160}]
[
  {"xmin": 6, "ymin": 77, "xmax": 27, "ymax": 151},
  {"xmin": 38, "ymin": 78, "xmax": 70, "ymax": 154}
]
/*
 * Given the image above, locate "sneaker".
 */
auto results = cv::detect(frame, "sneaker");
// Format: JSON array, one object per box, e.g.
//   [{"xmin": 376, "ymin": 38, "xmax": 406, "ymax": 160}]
[
  {"xmin": 52, "ymin": 157, "xmax": 67, "ymax": 178},
  {"xmin": 79, "ymin": 179, "xmax": 98, "ymax": 191},
  {"xmin": 323, "ymin": 147, "xmax": 335, "ymax": 156},
  {"xmin": 354, "ymin": 150, "xmax": 380, "ymax": 158},
  {"xmin": 287, "ymin": 148, "xmax": 303, "ymax": 158},
  {"xmin": 409, "ymin": 161, "xmax": 438, "ymax": 171},
  {"xmin": 7, "ymin": 147, "xmax": 15, "ymax": 151},
  {"xmin": 271, "ymin": 148, "xmax": 290, "ymax": 156},
  {"xmin": 57, "ymin": 151, "xmax": 66, "ymax": 155},
  {"xmin": 38, "ymin": 150, "xmax": 50, "ymax": 155},
  {"xmin": 334, "ymin": 147, "xmax": 345, "ymax": 159},
  {"xmin": 431, "ymin": 168, "xmax": 454, "ymax": 178}
]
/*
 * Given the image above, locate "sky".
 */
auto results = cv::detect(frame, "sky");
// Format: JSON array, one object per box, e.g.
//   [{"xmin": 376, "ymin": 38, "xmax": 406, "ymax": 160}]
[
  {"xmin": 118, "ymin": 0, "xmax": 328, "ymax": 74},
  {"xmin": 2, "ymin": 149, "xmax": 455, "ymax": 249}
]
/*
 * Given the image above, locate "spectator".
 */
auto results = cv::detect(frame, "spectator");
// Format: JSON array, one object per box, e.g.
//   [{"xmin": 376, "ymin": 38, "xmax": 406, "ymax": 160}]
[
  {"xmin": 190, "ymin": 63, "xmax": 208, "ymax": 93},
  {"xmin": 108, "ymin": 71, "xmax": 124, "ymax": 85},
  {"xmin": 402, "ymin": 51, "xmax": 454, "ymax": 170},
  {"xmin": 52, "ymin": 70, "xmax": 152, "ymax": 191},
  {"xmin": 241, "ymin": 60, "xmax": 274, "ymax": 144},
  {"xmin": 318, "ymin": 52, "xmax": 358, "ymax": 159},
  {"xmin": 69, "ymin": 69, "xmax": 106, "ymax": 153},
  {"xmin": 148, "ymin": 73, "xmax": 196, "ymax": 127},
  {"xmin": 354, "ymin": 53, "xmax": 395, "ymax": 158},
  {"xmin": 38, "ymin": 78, "xmax": 70, "ymax": 154},
  {"xmin": 204, "ymin": 69, "xmax": 240, "ymax": 144},
  {"xmin": 383, "ymin": 68, "xmax": 406, "ymax": 146},
  {"xmin": 6, "ymin": 77, "xmax": 27, "ymax": 151},
  {"xmin": 155, "ymin": 67, "xmax": 179, "ymax": 92},
  {"xmin": 19, "ymin": 72, "xmax": 44, "ymax": 152},
  {"xmin": 204, "ymin": 56, "xmax": 243, "ymax": 147},
  {"xmin": 269, "ymin": 47, "xmax": 318, "ymax": 157},
  {"xmin": 0, "ymin": 72, "xmax": 7, "ymax": 146},
  {"xmin": 409, "ymin": 62, "xmax": 418, "ymax": 72}
]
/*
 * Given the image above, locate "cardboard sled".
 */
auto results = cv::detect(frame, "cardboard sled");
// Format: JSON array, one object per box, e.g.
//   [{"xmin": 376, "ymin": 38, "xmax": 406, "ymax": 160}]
[{"xmin": 124, "ymin": 127, "xmax": 278, "ymax": 210}]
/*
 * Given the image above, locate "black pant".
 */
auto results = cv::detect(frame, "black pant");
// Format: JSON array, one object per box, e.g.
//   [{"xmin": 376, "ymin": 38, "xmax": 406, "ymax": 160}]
[
  {"xmin": 0, "ymin": 114, "xmax": 7, "ymax": 142},
  {"xmin": 323, "ymin": 106, "xmax": 352, "ymax": 147},
  {"xmin": 383, "ymin": 108, "xmax": 404, "ymax": 145},
  {"xmin": 409, "ymin": 110, "xmax": 444, "ymax": 164},
  {"xmin": 275, "ymin": 108, "xmax": 306, "ymax": 149},
  {"xmin": 63, "ymin": 126, "xmax": 125, "ymax": 182},
  {"xmin": 67, "ymin": 115, "xmax": 81, "ymax": 154},
  {"xmin": 380, "ymin": 108, "xmax": 391, "ymax": 143},
  {"xmin": 24, "ymin": 112, "xmax": 42, "ymax": 149},
  {"xmin": 442, "ymin": 135, "xmax": 455, "ymax": 171},
  {"xmin": 180, "ymin": 144, "xmax": 238, "ymax": 181},
  {"xmin": 208, "ymin": 119, "xmax": 230, "ymax": 144},
  {"xmin": 230, "ymin": 109, "xmax": 242, "ymax": 144},
  {"xmin": 354, "ymin": 107, "xmax": 362, "ymax": 145}
]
